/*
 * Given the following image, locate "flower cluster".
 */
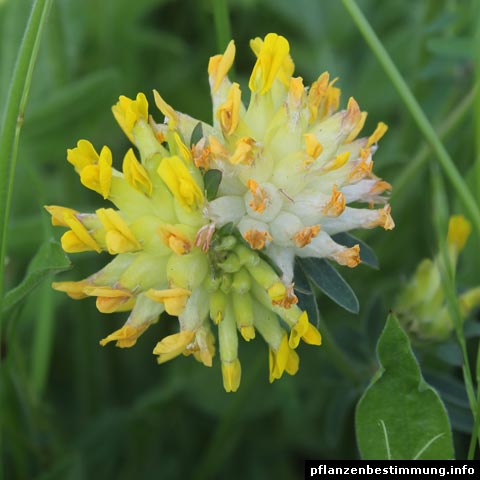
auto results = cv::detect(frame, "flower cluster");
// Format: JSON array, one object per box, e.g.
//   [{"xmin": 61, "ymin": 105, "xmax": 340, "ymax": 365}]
[{"xmin": 48, "ymin": 33, "xmax": 393, "ymax": 391}]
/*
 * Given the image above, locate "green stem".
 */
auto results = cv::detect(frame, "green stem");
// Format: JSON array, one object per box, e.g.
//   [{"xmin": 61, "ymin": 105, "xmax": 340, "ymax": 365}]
[
  {"xmin": 0, "ymin": 0, "xmax": 54, "ymax": 330},
  {"xmin": 341, "ymin": 0, "xmax": 480, "ymax": 242},
  {"xmin": 211, "ymin": 0, "xmax": 232, "ymax": 51}
]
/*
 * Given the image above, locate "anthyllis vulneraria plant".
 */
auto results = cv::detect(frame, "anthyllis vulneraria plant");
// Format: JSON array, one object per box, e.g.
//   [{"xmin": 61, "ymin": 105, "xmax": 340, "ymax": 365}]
[
  {"xmin": 47, "ymin": 33, "xmax": 393, "ymax": 392},
  {"xmin": 181, "ymin": 33, "xmax": 394, "ymax": 286},
  {"xmin": 395, "ymin": 215, "xmax": 480, "ymax": 342}
]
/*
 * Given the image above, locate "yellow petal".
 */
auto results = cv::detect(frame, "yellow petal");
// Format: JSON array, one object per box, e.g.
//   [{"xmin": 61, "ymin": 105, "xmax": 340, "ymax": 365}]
[
  {"xmin": 288, "ymin": 77, "xmax": 305, "ymax": 107},
  {"xmin": 230, "ymin": 137, "xmax": 256, "ymax": 165},
  {"xmin": 208, "ymin": 40, "xmax": 236, "ymax": 93},
  {"xmin": 100, "ymin": 324, "xmax": 149, "ymax": 348},
  {"xmin": 249, "ymin": 33, "xmax": 293, "ymax": 94},
  {"xmin": 83, "ymin": 285, "xmax": 133, "ymax": 298},
  {"xmin": 96, "ymin": 208, "xmax": 141, "ymax": 254},
  {"xmin": 80, "ymin": 164, "xmax": 100, "ymax": 193},
  {"xmin": 367, "ymin": 122, "xmax": 388, "ymax": 147},
  {"xmin": 302, "ymin": 323, "xmax": 322, "ymax": 345},
  {"xmin": 98, "ymin": 146, "xmax": 113, "ymax": 199},
  {"xmin": 62, "ymin": 213, "xmax": 101, "ymax": 253},
  {"xmin": 288, "ymin": 311, "xmax": 309, "ymax": 348},
  {"xmin": 146, "ymin": 287, "xmax": 191, "ymax": 316},
  {"xmin": 153, "ymin": 330, "xmax": 195, "ymax": 363},
  {"xmin": 173, "ymin": 132, "xmax": 192, "ymax": 163},
  {"xmin": 221, "ymin": 358, "xmax": 241, "ymax": 392},
  {"xmin": 77, "ymin": 145, "xmax": 112, "ymax": 199},
  {"xmin": 321, "ymin": 81, "xmax": 341, "ymax": 120},
  {"xmin": 44, "ymin": 205, "xmax": 79, "ymax": 227},
  {"xmin": 96, "ymin": 296, "xmax": 135, "ymax": 314},
  {"xmin": 267, "ymin": 282, "xmax": 287, "ymax": 302},
  {"xmin": 158, "ymin": 224, "xmax": 192, "ymax": 255},
  {"xmin": 240, "ymin": 326, "xmax": 256, "ymax": 341},
  {"xmin": 269, "ymin": 333, "xmax": 289, "ymax": 382},
  {"xmin": 66, "ymin": 139, "xmax": 99, "ymax": 173},
  {"xmin": 122, "ymin": 148, "xmax": 153, "ymax": 196},
  {"xmin": 217, "ymin": 82, "xmax": 241, "ymax": 136},
  {"xmin": 153, "ymin": 90, "xmax": 178, "ymax": 128},
  {"xmin": 308, "ymin": 72, "xmax": 330, "ymax": 123},
  {"xmin": 285, "ymin": 348, "xmax": 299, "ymax": 375},
  {"xmin": 323, "ymin": 151, "xmax": 350, "ymax": 172},
  {"xmin": 112, "ymin": 93, "xmax": 149, "ymax": 142},
  {"xmin": 104, "ymin": 230, "xmax": 138, "ymax": 254},
  {"xmin": 304, "ymin": 133, "xmax": 323, "ymax": 160},
  {"xmin": 60, "ymin": 231, "xmax": 92, "ymax": 253},
  {"xmin": 52, "ymin": 280, "xmax": 89, "ymax": 299},
  {"xmin": 447, "ymin": 215, "xmax": 471, "ymax": 253},
  {"xmin": 344, "ymin": 97, "xmax": 367, "ymax": 144},
  {"xmin": 157, "ymin": 156, "xmax": 203, "ymax": 211}
]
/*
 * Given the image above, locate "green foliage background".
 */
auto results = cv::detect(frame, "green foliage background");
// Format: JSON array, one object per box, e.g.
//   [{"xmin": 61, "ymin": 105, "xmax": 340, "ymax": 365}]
[{"xmin": 1, "ymin": 0, "xmax": 479, "ymax": 477}]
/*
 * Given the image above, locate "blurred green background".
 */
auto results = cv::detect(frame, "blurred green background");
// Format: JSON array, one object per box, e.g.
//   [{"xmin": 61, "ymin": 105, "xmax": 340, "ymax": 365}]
[{"xmin": 1, "ymin": 0, "xmax": 479, "ymax": 477}]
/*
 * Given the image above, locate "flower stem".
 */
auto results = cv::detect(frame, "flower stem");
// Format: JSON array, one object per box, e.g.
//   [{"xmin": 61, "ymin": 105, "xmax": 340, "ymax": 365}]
[
  {"xmin": 211, "ymin": 0, "xmax": 232, "ymax": 51},
  {"xmin": 341, "ymin": 0, "xmax": 480, "ymax": 242}
]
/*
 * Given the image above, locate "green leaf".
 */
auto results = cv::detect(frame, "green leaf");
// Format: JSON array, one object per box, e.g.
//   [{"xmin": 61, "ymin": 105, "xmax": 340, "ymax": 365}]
[
  {"xmin": 204, "ymin": 169, "xmax": 222, "ymax": 201},
  {"xmin": 332, "ymin": 232, "xmax": 379, "ymax": 269},
  {"xmin": 190, "ymin": 122, "xmax": 203, "ymax": 146},
  {"xmin": 356, "ymin": 314, "xmax": 454, "ymax": 460},
  {"xmin": 298, "ymin": 257, "xmax": 359, "ymax": 313},
  {"xmin": 2, "ymin": 240, "xmax": 71, "ymax": 313}
]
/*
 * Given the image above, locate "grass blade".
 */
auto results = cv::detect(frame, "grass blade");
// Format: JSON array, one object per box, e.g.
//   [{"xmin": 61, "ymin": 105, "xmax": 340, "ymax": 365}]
[{"xmin": 0, "ymin": 0, "xmax": 54, "ymax": 322}]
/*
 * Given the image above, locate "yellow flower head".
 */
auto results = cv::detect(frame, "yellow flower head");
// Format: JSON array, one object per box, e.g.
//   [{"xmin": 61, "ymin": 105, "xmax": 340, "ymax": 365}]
[{"xmin": 50, "ymin": 69, "xmax": 320, "ymax": 391}]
